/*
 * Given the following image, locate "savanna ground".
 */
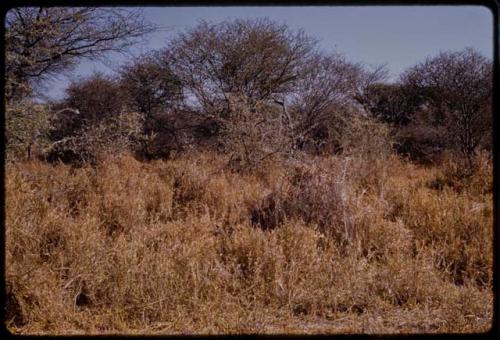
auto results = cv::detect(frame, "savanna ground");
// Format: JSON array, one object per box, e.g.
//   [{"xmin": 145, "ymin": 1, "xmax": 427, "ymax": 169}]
[{"xmin": 5, "ymin": 150, "xmax": 493, "ymax": 334}]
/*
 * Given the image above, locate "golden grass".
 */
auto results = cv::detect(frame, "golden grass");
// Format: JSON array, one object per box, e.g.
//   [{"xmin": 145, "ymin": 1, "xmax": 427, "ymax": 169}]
[{"xmin": 5, "ymin": 152, "xmax": 493, "ymax": 334}]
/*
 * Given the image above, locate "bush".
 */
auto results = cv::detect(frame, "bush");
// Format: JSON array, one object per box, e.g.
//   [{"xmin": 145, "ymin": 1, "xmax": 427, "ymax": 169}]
[
  {"xmin": 64, "ymin": 73, "xmax": 125, "ymax": 123},
  {"xmin": 41, "ymin": 73, "xmax": 144, "ymax": 165},
  {"xmin": 427, "ymin": 150, "xmax": 493, "ymax": 195},
  {"xmin": 134, "ymin": 111, "xmax": 188, "ymax": 161},
  {"xmin": 5, "ymin": 100, "xmax": 52, "ymax": 161},
  {"xmin": 393, "ymin": 116, "xmax": 445, "ymax": 165},
  {"xmin": 219, "ymin": 94, "xmax": 293, "ymax": 171},
  {"xmin": 285, "ymin": 159, "xmax": 354, "ymax": 242},
  {"xmin": 342, "ymin": 114, "xmax": 392, "ymax": 159},
  {"xmin": 43, "ymin": 111, "xmax": 144, "ymax": 165},
  {"xmin": 250, "ymin": 156, "xmax": 362, "ymax": 246}
]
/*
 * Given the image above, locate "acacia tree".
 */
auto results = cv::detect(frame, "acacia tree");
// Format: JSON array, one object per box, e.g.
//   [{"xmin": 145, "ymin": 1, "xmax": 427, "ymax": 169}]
[
  {"xmin": 119, "ymin": 53, "xmax": 186, "ymax": 159},
  {"xmin": 5, "ymin": 7, "xmax": 155, "ymax": 102},
  {"xmin": 402, "ymin": 48, "xmax": 493, "ymax": 169},
  {"xmin": 120, "ymin": 52, "xmax": 183, "ymax": 118},
  {"xmin": 163, "ymin": 18, "xmax": 318, "ymax": 167},
  {"xmin": 165, "ymin": 18, "xmax": 316, "ymax": 116},
  {"xmin": 45, "ymin": 73, "xmax": 143, "ymax": 164},
  {"xmin": 354, "ymin": 83, "xmax": 425, "ymax": 125},
  {"xmin": 288, "ymin": 53, "xmax": 364, "ymax": 153}
]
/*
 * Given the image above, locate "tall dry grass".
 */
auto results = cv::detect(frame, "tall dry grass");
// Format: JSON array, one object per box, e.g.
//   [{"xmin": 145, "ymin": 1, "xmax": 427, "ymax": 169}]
[{"xmin": 5, "ymin": 151, "xmax": 493, "ymax": 334}]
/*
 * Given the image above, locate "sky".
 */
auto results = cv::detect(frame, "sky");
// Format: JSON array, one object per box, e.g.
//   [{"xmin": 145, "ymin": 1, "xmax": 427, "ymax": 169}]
[{"xmin": 40, "ymin": 5, "xmax": 493, "ymax": 101}]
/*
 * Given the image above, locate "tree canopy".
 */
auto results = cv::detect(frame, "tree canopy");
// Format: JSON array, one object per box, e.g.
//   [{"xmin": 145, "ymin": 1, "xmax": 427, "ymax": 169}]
[{"xmin": 5, "ymin": 7, "xmax": 155, "ymax": 101}]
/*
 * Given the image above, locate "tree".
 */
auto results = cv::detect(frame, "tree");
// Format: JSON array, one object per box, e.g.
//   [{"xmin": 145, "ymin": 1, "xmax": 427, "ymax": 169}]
[
  {"xmin": 164, "ymin": 18, "xmax": 316, "ymax": 117},
  {"xmin": 401, "ymin": 48, "xmax": 493, "ymax": 170},
  {"xmin": 354, "ymin": 83, "xmax": 424, "ymax": 125},
  {"xmin": 288, "ymin": 53, "xmax": 364, "ymax": 153},
  {"xmin": 5, "ymin": 100, "xmax": 51, "ymax": 161},
  {"xmin": 64, "ymin": 73, "xmax": 125, "ymax": 124},
  {"xmin": 119, "ymin": 53, "xmax": 189, "ymax": 159},
  {"xmin": 120, "ymin": 52, "xmax": 183, "ymax": 118},
  {"xmin": 5, "ymin": 7, "xmax": 155, "ymax": 102},
  {"xmin": 161, "ymin": 18, "xmax": 319, "ymax": 166}
]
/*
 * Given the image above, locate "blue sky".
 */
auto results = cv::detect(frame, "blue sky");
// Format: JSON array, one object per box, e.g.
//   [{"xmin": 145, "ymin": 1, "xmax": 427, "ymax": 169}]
[{"xmin": 40, "ymin": 5, "xmax": 493, "ymax": 101}]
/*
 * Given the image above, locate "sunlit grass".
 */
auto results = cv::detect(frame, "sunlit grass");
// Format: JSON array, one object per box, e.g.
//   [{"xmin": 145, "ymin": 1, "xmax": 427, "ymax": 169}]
[{"xmin": 5, "ymin": 152, "xmax": 493, "ymax": 334}]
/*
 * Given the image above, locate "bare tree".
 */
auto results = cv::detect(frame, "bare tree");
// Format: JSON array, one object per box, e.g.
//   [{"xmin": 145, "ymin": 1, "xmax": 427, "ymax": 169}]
[
  {"xmin": 64, "ymin": 73, "xmax": 125, "ymax": 124},
  {"xmin": 5, "ymin": 7, "xmax": 155, "ymax": 101},
  {"xmin": 288, "ymin": 53, "xmax": 364, "ymax": 153},
  {"xmin": 164, "ymin": 18, "xmax": 316, "ymax": 117},
  {"xmin": 119, "ymin": 52, "xmax": 183, "ymax": 118},
  {"xmin": 401, "ymin": 48, "xmax": 493, "ymax": 170},
  {"xmin": 354, "ymin": 83, "xmax": 424, "ymax": 125},
  {"xmin": 160, "ymin": 18, "xmax": 320, "ymax": 166}
]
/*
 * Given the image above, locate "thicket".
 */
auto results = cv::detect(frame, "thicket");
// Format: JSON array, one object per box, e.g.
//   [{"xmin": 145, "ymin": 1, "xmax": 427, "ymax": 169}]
[{"xmin": 6, "ymin": 18, "xmax": 492, "ymax": 172}]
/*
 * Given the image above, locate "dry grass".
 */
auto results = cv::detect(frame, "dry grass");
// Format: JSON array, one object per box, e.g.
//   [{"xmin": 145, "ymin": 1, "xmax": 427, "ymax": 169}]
[{"xmin": 5, "ymin": 151, "xmax": 493, "ymax": 334}]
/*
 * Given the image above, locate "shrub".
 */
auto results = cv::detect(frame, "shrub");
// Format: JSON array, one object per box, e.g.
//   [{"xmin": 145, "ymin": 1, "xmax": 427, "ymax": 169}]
[
  {"xmin": 250, "ymin": 157, "xmax": 362, "ymax": 246},
  {"xmin": 64, "ymin": 73, "xmax": 125, "ymax": 123},
  {"xmin": 219, "ymin": 94, "xmax": 293, "ymax": 171},
  {"xmin": 284, "ymin": 159, "xmax": 353, "ymax": 241},
  {"xmin": 5, "ymin": 100, "xmax": 51, "ymax": 161},
  {"xmin": 341, "ymin": 114, "xmax": 392, "ymax": 159},
  {"xmin": 42, "ymin": 73, "xmax": 145, "ymax": 165},
  {"xmin": 43, "ymin": 111, "xmax": 144, "ymax": 165},
  {"xmin": 427, "ymin": 150, "xmax": 493, "ymax": 195}
]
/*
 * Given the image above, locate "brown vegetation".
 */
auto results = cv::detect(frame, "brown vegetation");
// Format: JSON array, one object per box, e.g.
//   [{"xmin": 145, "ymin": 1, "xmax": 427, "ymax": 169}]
[{"xmin": 5, "ymin": 151, "xmax": 492, "ymax": 334}]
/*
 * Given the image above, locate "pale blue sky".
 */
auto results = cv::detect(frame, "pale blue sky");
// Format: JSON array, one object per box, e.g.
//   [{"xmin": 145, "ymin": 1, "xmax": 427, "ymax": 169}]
[{"xmin": 41, "ymin": 5, "xmax": 493, "ymax": 101}]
